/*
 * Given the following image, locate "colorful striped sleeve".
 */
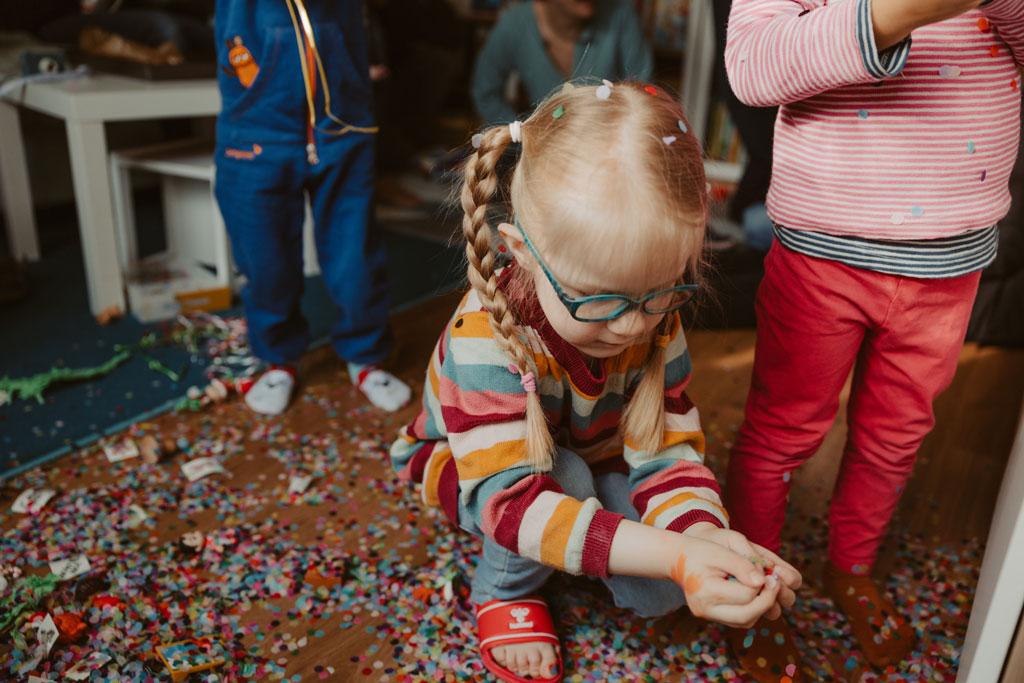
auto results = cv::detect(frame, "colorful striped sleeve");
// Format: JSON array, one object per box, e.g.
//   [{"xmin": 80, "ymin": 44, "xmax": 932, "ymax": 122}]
[
  {"xmin": 982, "ymin": 0, "xmax": 1024, "ymax": 66},
  {"xmin": 725, "ymin": 0, "xmax": 910, "ymax": 107},
  {"xmin": 624, "ymin": 315, "xmax": 729, "ymax": 532},
  {"xmin": 440, "ymin": 306, "xmax": 624, "ymax": 578}
]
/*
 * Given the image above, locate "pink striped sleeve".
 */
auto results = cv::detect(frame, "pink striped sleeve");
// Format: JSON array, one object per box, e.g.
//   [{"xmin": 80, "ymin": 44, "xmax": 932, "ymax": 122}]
[
  {"xmin": 982, "ymin": 0, "xmax": 1024, "ymax": 66},
  {"xmin": 725, "ymin": 0, "xmax": 909, "ymax": 107}
]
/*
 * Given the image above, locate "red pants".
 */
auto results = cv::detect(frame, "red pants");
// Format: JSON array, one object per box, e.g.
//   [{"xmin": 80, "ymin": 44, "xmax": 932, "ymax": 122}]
[{"xmin": 725, "ymin": 243, "xmax": 981, "ymax": 573}]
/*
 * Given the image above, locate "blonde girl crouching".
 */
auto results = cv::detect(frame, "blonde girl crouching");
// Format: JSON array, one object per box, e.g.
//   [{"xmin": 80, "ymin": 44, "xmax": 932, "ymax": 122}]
[{"xmin": 389, "ymin": 81, "xmax": 801, "ymax": 683}]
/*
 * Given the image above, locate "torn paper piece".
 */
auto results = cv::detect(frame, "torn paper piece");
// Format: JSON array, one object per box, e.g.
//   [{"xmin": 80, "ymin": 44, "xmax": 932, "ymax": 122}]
[
  {"xmin": 124, "ymin": 504, "xmax": 149, "ymax": 529},
  {"xmin": 181, "ymin": 458, "xmax": 227, "ymax": 482},
  {"xmin": 289, "ymin": 474, "xmax": 313, "ymax": 495},
  {"xmin": 64, "ymin": 651, "xmax": 112, "ymax": 680},
  {"xmin": 104, "ymin": 439, "xmax": 139, "ymax": 463},
  {"xmin": 11, "ymin": 488, "xmax": 56, "ymax": 513},
  {"xmin": 36, "ymin": 614, "xmax": 59, "ymax": 656},
  {"xmin": 50, "ymin": 554, "xmax": 91, "ymax": 580}
]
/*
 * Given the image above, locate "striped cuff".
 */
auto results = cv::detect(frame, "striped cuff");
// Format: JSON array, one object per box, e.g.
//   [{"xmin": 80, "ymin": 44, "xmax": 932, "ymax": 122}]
[
  {"xmin": 857, "ymin": 0, "xmax": 912, "ymax": 78},
  {"xmin": 773, "ymin": 224, "xmax": 1000, "ymax": 278},
  {"xmin": 665, "ymin": 510, "xmax": 727, "ymax": 534},
  {"xmin": 580, "ymin": 509, "xmax": 626, "ymax": 578}
]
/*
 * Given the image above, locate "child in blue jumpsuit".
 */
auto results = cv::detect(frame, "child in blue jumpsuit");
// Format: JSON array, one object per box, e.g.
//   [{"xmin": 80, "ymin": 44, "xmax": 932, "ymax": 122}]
[{"xmin": 213, "ymin": 0, "xmax": 410, "ymax": 414}]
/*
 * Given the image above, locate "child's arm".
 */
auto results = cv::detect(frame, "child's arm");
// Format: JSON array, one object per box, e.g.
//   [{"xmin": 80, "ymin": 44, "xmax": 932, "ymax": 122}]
[
  {"xmin": 471, "ymin": 12, "xmax": 520, "ymax": 124},
  {"xmin": 978, "ymin": 0, "xmax": 1024, "ymax": 67},
  {"xmin": 606, "ymin": 518, "xmax": 782, "ymax": 627},
  {"xmin": 871, "ymin": 0, "xmax": 984, "ymax": 50},
  {"xmin": 725, "ymin": 0, "xmax": 980, "ymax": 107}
]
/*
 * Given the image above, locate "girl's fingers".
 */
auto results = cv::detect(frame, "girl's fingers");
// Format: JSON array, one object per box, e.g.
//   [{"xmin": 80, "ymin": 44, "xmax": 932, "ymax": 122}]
[
  {"xmin": 776, "ymin": 583, "xmax": 796, "ymax": 610},
  {"xmin": 700, "ymin": 577, "xmax": 762, "ymax": 605},
  {"xmin": 707, "ymin": 545, "xmax": 766, "ymax": 589},
  {"xmin": 703, "ymin": 580, "xmax": 782, "ymax": 628},
  {"xmin": 750, "ymin": 543, "xmax": 802, "ymax": 590}
]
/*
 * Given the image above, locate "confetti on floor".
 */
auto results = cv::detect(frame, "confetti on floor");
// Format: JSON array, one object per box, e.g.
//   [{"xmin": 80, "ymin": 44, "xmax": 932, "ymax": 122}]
[{"xmin": 0, "ymin": 350, "xmax": 989, "ymax": 681}]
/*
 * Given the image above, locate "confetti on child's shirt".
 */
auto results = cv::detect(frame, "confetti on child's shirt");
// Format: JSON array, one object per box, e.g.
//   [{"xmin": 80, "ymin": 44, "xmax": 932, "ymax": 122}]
[
  {"xmin": 990, "ymin": 45, "xmax": 999, "ymax": 57},
  {"xmin": 891, "ymin": 212, "xmax": 906, "ymax": 225},
  {"xmin": 967, "ymin": 141, "xmax": 976, "ymax": 154},
  {"xmin": 981, "ymin": 170, "xmax": 987, "ymax": 181},
  {"xmin": 938, "ymin": 65, "xmax": 961, "ymax": 78},
  {"xmin": 977, "ymin": 17, "xmax": 990, "ymax": 31},
  {"xmin": 911, "ymin": 206, "xmax": 924, "ymax": 217},
  {"xmin": 857, "ymin": 109, "xmax": 869, "ymax": 119}
]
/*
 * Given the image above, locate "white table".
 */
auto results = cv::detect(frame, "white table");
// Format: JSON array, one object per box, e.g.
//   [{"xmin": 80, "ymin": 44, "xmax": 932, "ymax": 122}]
[{"xmin": 0, "ymin": 73, "xmax": 220, "ymax": 315}]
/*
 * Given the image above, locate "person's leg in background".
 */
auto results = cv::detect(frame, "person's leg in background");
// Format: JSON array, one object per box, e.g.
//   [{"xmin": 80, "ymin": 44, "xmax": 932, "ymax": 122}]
[
  {"xmin": 824, "ymin": 270, "xmax": 982, "ymax": 666},
  {"xmin": 308, "ymin": 131, "xmax": 410, "ymax": 411},
  {"xmin": 711, "ymin": 0, "xmax": 777, "ymax": 246},
  {"xmin": 724, "ymin": 243, "xmax": 873, "ymax": 682},
  {"xmin": 214, "ymin": 142, "xmax": 308, "ymax": 415}
]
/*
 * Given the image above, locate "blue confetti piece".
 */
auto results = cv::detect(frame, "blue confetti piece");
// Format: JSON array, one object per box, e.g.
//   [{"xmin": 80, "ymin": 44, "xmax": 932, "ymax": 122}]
[
  {"xmin": 858, "ymin": 109, "xmax": 869, "ymax": 119},
  {"xmin": 968, "ymin": 141, "xmax": 976, "ymax": 153},
  {"xmin": 911, "ymin": 206, "xmax": 924, "ymax": 217},
  {"xmin": 678, "ymin": 120, "xmax": 688, "ymax": 133}
]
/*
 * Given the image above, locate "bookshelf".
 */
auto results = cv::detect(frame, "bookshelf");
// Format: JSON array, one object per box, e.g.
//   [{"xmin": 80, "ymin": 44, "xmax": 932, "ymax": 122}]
[{"xmin": 679, "ymin": 0, "xmax": 746, "ymax": 184}]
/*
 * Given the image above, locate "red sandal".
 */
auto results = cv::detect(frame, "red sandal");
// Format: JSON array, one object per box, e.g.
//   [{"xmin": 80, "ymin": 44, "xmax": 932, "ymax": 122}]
[{"xmin": 477, "ymin": 596, "xmax": 562, "ymax": 683}]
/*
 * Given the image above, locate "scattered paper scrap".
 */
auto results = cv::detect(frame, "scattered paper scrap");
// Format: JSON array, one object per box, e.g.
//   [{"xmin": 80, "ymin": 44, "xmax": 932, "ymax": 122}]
[
  {"xmin": 64, "ymin": 652, "xmax": 111, "ymax": 680},
  {"xmin": 50, "ymin": 554, "xmax": 91, "ymax": 580},
  {"xmin": 104, "ymin": 439, "xmax": 139, "ymax": 463},
  {"xmin": 289, "ymin": 474, "xmax": 313, "ymax": 495},
  {"xmin": 124, "ymin": 504, "xmax": 149, "ymax": 529},
  {"xmin": 181, "ymin": 457, "xmax": 227, "ymax": 482},
  {"xmin": 11, "ymin": 488, "xmax": 56, "ymax": 513}
]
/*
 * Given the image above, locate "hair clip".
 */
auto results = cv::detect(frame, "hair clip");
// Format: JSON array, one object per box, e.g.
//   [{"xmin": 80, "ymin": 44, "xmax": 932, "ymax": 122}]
[
  {"xmin": 471, "ymin": 133, "xmax": 483, "ymax": 149},
  {"xmin": 596, "ymin": 79, "xmax": 612, "ymax": 100},
  {"xmin": 509, "ymin": 121, "xmax": 522, "ymax": 143}
]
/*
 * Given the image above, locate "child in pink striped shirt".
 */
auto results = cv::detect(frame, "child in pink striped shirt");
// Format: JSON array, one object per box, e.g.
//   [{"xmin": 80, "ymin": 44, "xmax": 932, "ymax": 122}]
[{"xmin": 722, "ymin": 0, "xmax": 1022, "ymax": 678}]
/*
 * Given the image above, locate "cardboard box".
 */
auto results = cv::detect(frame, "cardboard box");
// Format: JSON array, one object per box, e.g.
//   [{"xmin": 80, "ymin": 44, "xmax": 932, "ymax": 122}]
[{"xmin": 126, "ymin": 253, "xmax": 231, "ymax": 323}]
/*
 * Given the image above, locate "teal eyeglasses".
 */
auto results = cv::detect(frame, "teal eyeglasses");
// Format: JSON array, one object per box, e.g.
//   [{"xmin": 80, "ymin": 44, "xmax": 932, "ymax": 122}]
[{"xmin": 513, "ymin": 217, "xmax": 699, "ymax": 323}]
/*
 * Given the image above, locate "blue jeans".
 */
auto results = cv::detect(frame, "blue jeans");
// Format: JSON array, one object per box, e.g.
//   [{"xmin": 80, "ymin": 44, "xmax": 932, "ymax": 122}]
[{"xmin": 459, "ymin": 448, "xmax": 686, "ymax": 619}]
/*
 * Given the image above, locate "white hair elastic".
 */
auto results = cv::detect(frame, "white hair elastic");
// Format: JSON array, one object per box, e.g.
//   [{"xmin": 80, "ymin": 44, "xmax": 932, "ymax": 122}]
[{"xmin": 509, "ymin": 121, "xmax": 522, "ymax": 143}]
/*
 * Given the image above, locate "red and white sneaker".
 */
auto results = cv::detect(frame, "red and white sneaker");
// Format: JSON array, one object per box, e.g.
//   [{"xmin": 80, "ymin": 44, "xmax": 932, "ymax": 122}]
[
  {"xmin": 349, "ymin": 363, "xmax": 411, "ymax": 412},
  {"xmin": 244, "ymin": 365, "xmax": 296, "ymax": 415}
]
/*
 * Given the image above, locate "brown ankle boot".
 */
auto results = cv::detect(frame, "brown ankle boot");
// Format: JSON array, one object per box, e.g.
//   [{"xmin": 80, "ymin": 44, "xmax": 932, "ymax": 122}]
[
  {"xmin": 728, "ymin": 617, "xmax": 804, "ymax": 682},
  {"xmin": 823, "ymin": 562, "xmax": 916, "ymax": 667}
]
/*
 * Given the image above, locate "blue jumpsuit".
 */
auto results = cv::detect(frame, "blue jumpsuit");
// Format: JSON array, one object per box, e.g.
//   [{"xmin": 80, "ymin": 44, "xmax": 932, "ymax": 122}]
[{"xmin": 213, "ymin": 0, "xmax": 392, "ymax": 365}]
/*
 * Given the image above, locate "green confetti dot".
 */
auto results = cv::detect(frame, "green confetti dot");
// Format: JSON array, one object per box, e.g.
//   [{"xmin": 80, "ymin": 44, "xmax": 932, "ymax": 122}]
[{"xmin": 553, "ymin": 105, "xmax": 564, "ymax": 119}]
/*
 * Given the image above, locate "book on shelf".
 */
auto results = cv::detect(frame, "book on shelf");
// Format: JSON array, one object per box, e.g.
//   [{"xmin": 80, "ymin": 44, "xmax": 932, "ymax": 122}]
[{"xmin": 636, "ymin": 0, "xmax": 689, "ymax": 53}]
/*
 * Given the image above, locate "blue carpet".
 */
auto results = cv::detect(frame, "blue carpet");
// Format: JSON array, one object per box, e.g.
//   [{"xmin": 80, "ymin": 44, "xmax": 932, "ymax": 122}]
[{"xmin": 0, "ymin": 203, "xmax": 464, "ymax": 477}]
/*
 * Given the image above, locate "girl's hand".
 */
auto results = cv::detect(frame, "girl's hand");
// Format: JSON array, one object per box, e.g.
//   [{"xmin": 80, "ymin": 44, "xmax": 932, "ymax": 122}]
[
  {"xmin": 684, "ymin": 523, "xmax": 802, "ymax": 620},
  {"xmin": 667, "ymin": 534, "xmax": 782, "ymax": 628},
  {"xmin": 872, "ymin": 0, "xmax": 986, "ymax": 51}
]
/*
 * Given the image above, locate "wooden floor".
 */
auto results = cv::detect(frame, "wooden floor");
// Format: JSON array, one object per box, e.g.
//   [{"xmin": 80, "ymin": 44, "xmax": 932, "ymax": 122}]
[{"xmin": 2, "ymin": 288, "xmax": 1022, "ymax": 682}]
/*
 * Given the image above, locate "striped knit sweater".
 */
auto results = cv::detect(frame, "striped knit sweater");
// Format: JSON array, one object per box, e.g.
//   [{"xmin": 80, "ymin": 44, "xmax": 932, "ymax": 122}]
[
  {"xmin": 389, "ymin": 269, "xmax": 727, "ymax": 579},
  {"xmin": 725, "ymin": 0, "xmax": 1023, "ymax": 240}
]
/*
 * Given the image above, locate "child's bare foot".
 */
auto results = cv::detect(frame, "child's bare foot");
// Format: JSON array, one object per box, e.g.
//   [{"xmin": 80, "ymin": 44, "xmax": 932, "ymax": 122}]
[
  {"xmin": 491, "ymin": 641, "xmax": 558, "ymax": 679},
  {"xmin": 478, "ymin": 596, "xmax": 561, "ymax": 681}
]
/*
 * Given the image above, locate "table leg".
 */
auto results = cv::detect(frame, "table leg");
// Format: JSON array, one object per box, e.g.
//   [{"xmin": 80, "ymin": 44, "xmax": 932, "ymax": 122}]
[
  {"xmin": 65, "ymin": 119, "xmax": 126, "ymax": 316},
  {"xmin": 0, "ymin": 98, "xmax": 41, "ymax": 261}
]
